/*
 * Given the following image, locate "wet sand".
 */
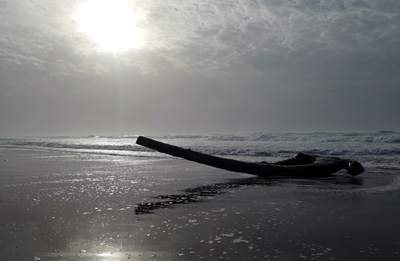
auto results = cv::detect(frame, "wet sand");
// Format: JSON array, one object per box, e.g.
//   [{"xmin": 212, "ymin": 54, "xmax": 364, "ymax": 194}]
[{"xmin": 1, "ymin": 149, "xmax": 400, "ymax": 260}]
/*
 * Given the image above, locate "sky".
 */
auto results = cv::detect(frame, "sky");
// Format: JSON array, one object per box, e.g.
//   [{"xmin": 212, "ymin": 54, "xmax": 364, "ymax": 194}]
[{"xmin": 0, "ymin": 0, "xmax": 399, "ymax": 136}]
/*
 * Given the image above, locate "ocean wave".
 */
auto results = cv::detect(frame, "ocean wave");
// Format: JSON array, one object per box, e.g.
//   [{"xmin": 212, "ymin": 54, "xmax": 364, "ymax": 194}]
[
  {"xmin": 153, "ymin": 131, "xmax": 400, "ymax": 143},
  {"xmin": 1, "ymin": 136, "xmax": 400, "ymax": 157},
  {"xmin": 0, "ymin": 140, "xmax": 147, "ymax": 152},
  {"xmin": 19, "ymin": 131, "xmax": 400, "ymax": 143},
  {"xmin": 1, "ymin": 132, "xmax": 400, "ymax": 171}
]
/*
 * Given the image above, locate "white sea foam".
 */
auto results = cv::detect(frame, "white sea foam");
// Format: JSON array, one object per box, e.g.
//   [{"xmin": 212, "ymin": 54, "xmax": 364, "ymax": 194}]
[{"xmin": 155, "ymin": 131, "xmax": 400, "ymax": 143}]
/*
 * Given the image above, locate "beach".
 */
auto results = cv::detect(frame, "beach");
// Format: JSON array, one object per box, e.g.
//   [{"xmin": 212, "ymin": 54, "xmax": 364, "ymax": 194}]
[
  {"xmin": 2, "ymin": 0, "xmax": 399, "ymax": 259},
  {"xmin": 1, "ymin": 147, "xmax": 400, "ymax": 260}
]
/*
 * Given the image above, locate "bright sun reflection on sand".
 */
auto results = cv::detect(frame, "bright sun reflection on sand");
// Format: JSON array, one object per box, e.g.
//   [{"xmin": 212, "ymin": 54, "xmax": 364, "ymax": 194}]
[{"xmin": 76, "ymin": 0, "xmax": 143, "ymax": 53}]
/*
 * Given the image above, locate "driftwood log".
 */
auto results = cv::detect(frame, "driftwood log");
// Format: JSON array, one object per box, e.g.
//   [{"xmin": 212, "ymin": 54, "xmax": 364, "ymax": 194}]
[{"xmin": 136, "ymin": 136, "xmax": 364, "ymax": 177}]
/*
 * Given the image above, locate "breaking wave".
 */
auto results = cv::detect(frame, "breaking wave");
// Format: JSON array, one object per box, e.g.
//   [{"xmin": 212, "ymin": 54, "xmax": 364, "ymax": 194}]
[{"xmin": 156, "ymin": 131, "xmax": 400, "ymax": 143}]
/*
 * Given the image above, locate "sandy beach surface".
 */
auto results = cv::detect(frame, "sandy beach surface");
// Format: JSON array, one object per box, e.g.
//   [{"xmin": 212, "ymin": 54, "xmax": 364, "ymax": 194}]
[{"xmin": 1, "ymin": 148, "xmax": 400, "ymax": 260}]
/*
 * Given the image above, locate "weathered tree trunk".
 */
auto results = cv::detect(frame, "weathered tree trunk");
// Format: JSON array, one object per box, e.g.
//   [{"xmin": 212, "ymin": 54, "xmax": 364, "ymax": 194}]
[{"xmin": 136, "ymin": 136, "xmax": 364, "ymax": 177}]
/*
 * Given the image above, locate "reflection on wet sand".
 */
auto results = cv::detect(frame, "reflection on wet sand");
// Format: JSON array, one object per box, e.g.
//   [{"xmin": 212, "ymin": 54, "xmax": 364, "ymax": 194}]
[
  {"xmin": 135, "ymin": 174, "xmax": 364, "ymax": 214},
  {"xmin": 4, "ymin": 150, "xmax": 399, "ymax": 260}
]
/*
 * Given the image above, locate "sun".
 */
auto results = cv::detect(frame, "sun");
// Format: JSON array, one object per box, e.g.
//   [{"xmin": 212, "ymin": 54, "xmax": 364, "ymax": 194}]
[{"xmin": 76, "ymin": 0, "xmax": 143, "ymax": 53}]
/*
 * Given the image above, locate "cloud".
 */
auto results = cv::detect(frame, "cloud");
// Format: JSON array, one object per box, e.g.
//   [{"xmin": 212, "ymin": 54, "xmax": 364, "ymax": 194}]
[
  {"xmin": 3, "ymin": 0, "xmax": 399, "ymax": 78},
  {"xmin": 0, "ymin": 0, "xmax": 399, "ymax": 135}
]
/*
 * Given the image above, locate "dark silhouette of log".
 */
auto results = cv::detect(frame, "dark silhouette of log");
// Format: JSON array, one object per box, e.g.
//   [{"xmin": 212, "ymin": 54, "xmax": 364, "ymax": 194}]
[{"xmin": 136, "ymin": 136, "xmax": 364, "ymax": 177}]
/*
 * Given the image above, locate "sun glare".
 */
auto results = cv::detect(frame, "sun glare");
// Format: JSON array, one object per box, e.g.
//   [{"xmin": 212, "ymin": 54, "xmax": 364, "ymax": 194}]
[{"xmin": 76, "ymin": 0, "xmax": 143, "ymax": 53}]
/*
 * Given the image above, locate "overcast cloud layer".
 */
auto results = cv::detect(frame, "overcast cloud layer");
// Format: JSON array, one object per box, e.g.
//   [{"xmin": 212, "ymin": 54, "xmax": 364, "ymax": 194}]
[{"xmin": 1, "ymin": 0, "xmax": 399, "ymax": 136}]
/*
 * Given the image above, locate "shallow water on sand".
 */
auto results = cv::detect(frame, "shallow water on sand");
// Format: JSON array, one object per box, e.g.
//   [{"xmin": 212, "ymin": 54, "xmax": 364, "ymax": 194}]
[{"xmin": 1, "ymin": 149, "xmax": 400, "ymax": 260}]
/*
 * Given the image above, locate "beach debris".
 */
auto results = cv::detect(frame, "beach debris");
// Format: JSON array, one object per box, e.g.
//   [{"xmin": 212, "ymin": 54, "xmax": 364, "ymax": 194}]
[{"xmin": 136, "ymin": 136, "xmax": 365, "ymax": 177}]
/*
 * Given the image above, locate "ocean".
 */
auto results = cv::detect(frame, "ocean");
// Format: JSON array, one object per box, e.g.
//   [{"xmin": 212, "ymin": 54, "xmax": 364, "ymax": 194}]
[
  {"xmin": 1, "ymin": 131, "xmax": 400, "ymax": 170},
  {"xmin": 1, "ymin": 131, "xmax": 400, "ymax": 260}
]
